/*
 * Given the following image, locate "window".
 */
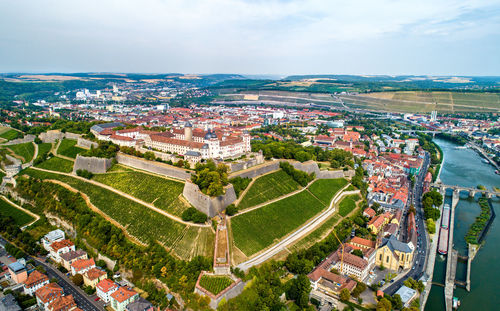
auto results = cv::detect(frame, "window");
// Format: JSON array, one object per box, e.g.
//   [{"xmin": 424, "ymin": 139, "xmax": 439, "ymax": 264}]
[
  {"xmin": 386, "ymin": 256, "xmax": 389, "ymax": 263},
  {"xmin": 379, "ymin": 254, "xmax": 382, "ymax": 261}
]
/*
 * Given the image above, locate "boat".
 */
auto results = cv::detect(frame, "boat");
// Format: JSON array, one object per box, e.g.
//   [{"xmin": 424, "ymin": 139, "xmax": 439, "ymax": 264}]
[
  {"xmin": 454, "ymin": 146, "xmax": 467, "ymax": 150},
  {"xmin": 441, "ymin": 204, "xmax": 450, "ymax": 229},
  {"xmin": 438, "ymin": 227, "xmax": 449, "ymax": 255},
  {"xmin": 453, "ymin": 297, "xmax": 461, "ymax": 309}
]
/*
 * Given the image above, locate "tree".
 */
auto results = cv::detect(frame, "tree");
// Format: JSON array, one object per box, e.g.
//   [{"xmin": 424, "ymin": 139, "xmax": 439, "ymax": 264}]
[
  {"xmin": 72, "ymin": 274, "xmax": 83, "ymax": 286},
  {"xmin": 225, "ymin": 204, "xmax": 238, "ymax": 216},
  {"xmin": 352, "ymin": 249, "xmax": 364, "ymax": 258},
  {"xmin": 392, "ymin": 294, "xmax": 403, "ymax": 310},
  {"xmin": 286, "ymin": 274, "xmax": 311, "ymax": 309},
  {"xmin": 377, "ymin": 298, "xmax": 392, "ymax": 311},
  {"xmin": 340, "ymin": 288, "xmax": 350, "ymax": 302}
]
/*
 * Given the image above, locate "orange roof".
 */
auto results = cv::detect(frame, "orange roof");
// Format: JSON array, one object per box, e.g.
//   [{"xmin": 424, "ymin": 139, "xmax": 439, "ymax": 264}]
[
  {"xmin": 35, "ymin": 283, "xmax": 63, "ymax": 304},
  {"xmin": 110, "ymin": 287, "xmax": 137, "ymax": 303},
  {"xmin": 48, "ymin": 294, "xmax": 76, "ymax": 311},
  {"xmin": 363, "ymin": 207, "xmax": 376, "ymax": 218},
  {"xmin": 85, "ymin": 267, "xmax": 106, "ymax": 280},
  {"xmin": 350, "ymin": 237, "xmax": 376, "ymax": 249},
  {"xmin": 24, "ymin": 270, "xmax": 48, "ymax": 288},
  {"xmin": 71, "ymin": 258, "xmax": 95, "ymax": 272},
  {"xmin": 96, "ymin": 279, "xmax": 118, "ymax": 293},
  {"xmin": 150, "ymin": 134, "xmax": 205, "ymax": 149},
  {"xmin": 50, "ymin": 240, "xmax": 74, "ymax": 251},
  {"xmin": 110, "ymin": 134, "xmax": 134, "ymax": 141},
  {"xmin": 367, "ymin": 215, "xmax": 385, "ymax": 229}
]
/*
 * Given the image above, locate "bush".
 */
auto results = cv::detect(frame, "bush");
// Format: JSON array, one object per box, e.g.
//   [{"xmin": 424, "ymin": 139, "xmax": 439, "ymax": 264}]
[
  {"xmin": 181, "ymin": 207, "xmax": 207, "ymax": 223},
  {"xmin": 229, "ymin": 176, "xmax": 251, "ymax": 197},
  {"xmin": 76, "ymin": 169, "xmax": 94, "ymax": 179},
  {"xmin": 225, "ymin": 204, "xmax": 238, "ymax": 216},
  {"xmin": 279, "ymin": 161, "xmax": 314, "ymax": 187},
  {"xmin": 72, "ymin": 274, "xmax": 83, "ymax": 286}
]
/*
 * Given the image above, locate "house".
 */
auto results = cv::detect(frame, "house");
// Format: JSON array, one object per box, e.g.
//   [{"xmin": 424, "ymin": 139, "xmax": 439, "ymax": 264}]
[
  {"xmin": 349, "ymin": 237, "xmax": 376, "ymax": 250},
  {"xmin": 125, "ymin": 297, "xmax": 154, "ymax": 311},
  {"xmin": 383, "ymin": 223, "xmax": 399, "ymax": 237},
  {"xmin": 308, "ymin": 267, "xmax": 357, "ymax": 297},
  {"xmin": 42, "ymin": 230, "xmax": 65, "ymax": 251},
  {"xmin": 35, "ymin": 283, "xmax": 64, "ymax": 311},
  {"xmin": 47, "ymin": 295, "xmax": 77, "ymax": 311},
  {"xmin": 83, "ymin": 268, "xmax": 107, "ymax": 288},
  {"xmin": 367, "ymin": 213, "xmax": 391, "ymax": 234},
  {"xmin": 60, "ymin": 250, "xmax": 88, "ymax": 271},
  {"xmin": 49, "ymin": 240, "xmax": 75, "ymax": 263},
  {"xmin": 7, "ymin": 262, "xmax": 27, "ymax": 284},
  {"xmin": 330, "ymin": 247, "xmax": 370, "ymax": 281},
  {"xmin": 96, "ymin": 279, "xmax": 119, "ymax": 303},
  {"xmin": 375, "ymin": 235, "xmax": 414, "ymax": 270},
  {"xmin": 70, "ymin": 258, "xmax": 95, "ymax": 276},
  {"xmin": 363, "ymin": 207, "xmax": 376, "ymax": 219},
  {"xmin": 0, "ymin": 294, "xmax": 21, "ymax": 311},
  {"xmin": 391, "ymin": 210, "xmax": 402, "ymax": 226},
  {"xmin": 24, "ymin": 270, "xmax": 49, "ymax": 296},
  {"xmin": 395, "ymin": 285, "xmax": 418, "ymax": 308},
  {"xmin": 110, "ymin": 287, "xmax": 139, "ymax": 311}
]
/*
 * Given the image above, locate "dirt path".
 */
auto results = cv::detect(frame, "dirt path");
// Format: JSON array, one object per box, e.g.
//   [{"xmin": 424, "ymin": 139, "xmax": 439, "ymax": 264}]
[
  {"xmin": 44, "ymin": 179, "xmax": 147, "ymax": 246},
  {"xmin": 0, "ymin": 195, "xmax": 40, "ymax": 228},
  {"xmin": 232, "ymin": 168, "xmax": 280, "ymax": 206},
  {"xmin": 30, "ymin": 167, "xmax": 208, "ymax": 227},
  {"xmin": 52, "ymin": 140, "xmax": 74, "ymax": 161}
]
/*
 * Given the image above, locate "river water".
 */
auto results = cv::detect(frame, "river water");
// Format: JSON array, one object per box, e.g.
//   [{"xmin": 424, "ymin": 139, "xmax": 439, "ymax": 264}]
[{"xmin": 425, "ymin": 139, "xmax": 500, "ymax": 311}]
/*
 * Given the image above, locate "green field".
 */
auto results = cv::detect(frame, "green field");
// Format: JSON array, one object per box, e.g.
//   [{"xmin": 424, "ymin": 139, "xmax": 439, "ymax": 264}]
[
  {"xmin": 0, "ymin": 129, "xmax": 21, "ymax": 141},
  {"xmin": 237, "ymin": 170, "xmax": 300, "ymax": 210},
  {"xmin": 199, "ymin": 275, "xmax": 234, "ymax": 295},
  {"xmin": 92, "ymin": 171, "xmax": 188, "ymax": 217},
  {"xmin": 290, "ymin": 214, "xmax": 341, "ymax": 252},
  {"xmin": 338, "ymin": 194, "xmax": 360, "ymax": 217},
  {"xmin": 7, "ymin": 142, "xmax": 35, "ymax": 163},
  {"xmin": 23, "ymin": 168, "xmax": 190, "ymax": 249},
  {"xmin": 0, "ymin": 197, "xmax": 35, "ymax": 226},
  {"xmin": 37, "ymin": 143, "xmax": 53, "ymax": 157},
  {"xmin": 57, "ymin": 139, "xmax": 85, "ymax": 158},
  {"xmin": 308, "ymin": 178, "xmax": 348, "ymax": 205},
  {"xmin": 35, "ymin": 156, "xmax": 74, "ymax": 173},
  {"xmin": 171, "ymin": 226, "xmax": 215, "ymax": 260}
]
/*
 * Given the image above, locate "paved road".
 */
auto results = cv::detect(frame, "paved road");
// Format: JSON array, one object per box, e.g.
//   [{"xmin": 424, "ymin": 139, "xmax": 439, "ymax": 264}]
[{"xmin": 385, "ymin": 152, "xmax": 430, "ymax": 295}]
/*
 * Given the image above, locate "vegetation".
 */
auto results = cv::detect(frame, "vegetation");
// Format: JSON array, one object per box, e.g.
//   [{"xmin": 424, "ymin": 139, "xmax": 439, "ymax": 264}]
[
  {"xmin": 237, "ymin": 169, "xmax": 300, "ymax": 210},
  {"xmin": 192, "ymin": 160, "xmax": 229, "ymax": 197},
  {"xmin": 80, "ymin": 140, "xmax": 119, "ymax": 158},
  {"xmin": 465, "ymin": 198, "xmax": 492, "ymax": 244},
  {"xmin": 199, "ymin": 275, "xmax": 233, "ymax": 295},
  {"xmin": 7, "ymin": 142, "xmax": 35, "ymax": 163},
  {"xmin": 339, "ymin": 194, "xmax": 360, "ymax": 217},
  {"xmin": 0, "ymin": 197, "xmax": 35, "ymax": 226},
  {"xmin": 403, "ymin": 277, "xmax": 425, "ymax": 293},
  {"xmin": 57, "ymin": 139, "xmax": 85, "ymax": 158},
  {"xmin": 181, "ymin": 207, "xmax": 207, "ymax": 224},
  {"xmin": 285, "ymin": 274, "xmax": 311, "ymax": 309},
  {"xmin": 279, "ymin": 161, "xmax": 315, "ymax": 186},
  {"xmin": 418, "ymin": 133, "xmax": 442, "ymax": 165},
  {"xmin": 229, "ymin": 176, "xmax": 251, "ymax": 197},
  {"xmin": 225, "ymin": 204, "xmax": 238, "ymax": 216},
  {"xmin": 308, "ymin": 178, "xmax": 348, "ymax": 205},
  {"xmin": 0, "ymin": 129, "xmax": 22, "ymax": 141},
  {"xmin": 76, "ymin": 169, "xmax": 94, "ymax": 179},
  {"xmin": 35, "ymin": 156, "xmax": 74, "ymax": 173},
  {"xmin": 436, "ymin": 133, "xmax": 468, "ymax": 145},
  {"xmin": 426, "ymin": 218, "xmax": 436, "ymax": 234},
  {"xmin": 422, "ymin": 190, "xmax": 443, "ymax": 221}
]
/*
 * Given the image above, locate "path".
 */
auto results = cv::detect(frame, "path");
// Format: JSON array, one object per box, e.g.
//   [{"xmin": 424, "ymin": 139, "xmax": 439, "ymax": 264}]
[
  {"xmin": 0, "ymin": 195, "xmax": 40, "ymax": 228},
  {"xmin": 29, "ymin": 167, "xmax": 209, "ymax": 227},
  {"xmin": 237, "ymin": 186, "xmax": 359, "ymax": 271}
]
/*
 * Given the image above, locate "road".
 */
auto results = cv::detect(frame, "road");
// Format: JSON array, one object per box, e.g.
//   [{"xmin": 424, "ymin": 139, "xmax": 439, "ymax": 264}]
[{"xmin": 385, "ymin": 152, "xmax": 430, "ymax": 295}]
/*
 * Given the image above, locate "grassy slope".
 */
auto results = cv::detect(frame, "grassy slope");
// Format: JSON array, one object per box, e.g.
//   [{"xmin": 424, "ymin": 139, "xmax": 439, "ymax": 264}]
[
  {"xmin": 57, "ymin": 139, "xmax": 85, "ymax": 158},
  {"xmin": 199, "ymin": 275, "xmax": 234, "ymax": 295},
  {"xmin": 35, "ymin": 156, "xmax": 74, "ymax": 173},
  {"xmin": 338, "ymin": 194, "xmax": 360, "ymax": 217},
  {"xmin": 8, "ymin": 142, "xmax": 35, "ymax": 163},
  {"xmin": 308, "ymin": 178, "xmax": 348, "ymax": 205},
  {"xmin": 37, "ymin": 143, "xmax": 53, "ymax": 157},
  {"xmin": 0, "ymin": 197, "xmax": 35, "ymax": 226},
  {"xmin": 0, "ymin": 129, "xmax": 21, "ymax": 141},
  {"xmin": 238, "ymin": 170, "xmax": 300, "ymax": 210}
]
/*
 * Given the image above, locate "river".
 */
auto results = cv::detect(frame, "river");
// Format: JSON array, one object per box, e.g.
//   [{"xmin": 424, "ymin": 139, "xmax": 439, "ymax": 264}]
[{"xmin": 425, "ymin": 138, "xmax": 500, "ymax": 311}]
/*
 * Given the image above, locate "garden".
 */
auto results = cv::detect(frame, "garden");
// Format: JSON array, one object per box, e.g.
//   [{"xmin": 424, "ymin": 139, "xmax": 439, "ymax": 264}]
[
  {"xmin": 35, "ymin": 156, "xmax": 74, "ymax": 173},
  {"xmin": 7, "ymin": 142, "xmax": 35, "ymax": 163},
  {"xmin": 199, "ymin": 275, "xmax": 234, "ymax": 295}
]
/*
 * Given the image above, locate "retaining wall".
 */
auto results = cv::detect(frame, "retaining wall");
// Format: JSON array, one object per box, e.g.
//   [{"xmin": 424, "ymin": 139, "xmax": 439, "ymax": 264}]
[
  {"xmin": 183, "ymin": 182, "xmax": 237, "ymax": 217},
  {"xmin": 228, "ymin": 152, "xmax": 265, "ymax": 172},
  {"xmin": 1, "ymin": 134, "xmax": 35, "ymax": 146},
  {"xmin": 73, "ymin": 155, "xmax": 112, "ymax": 174},
  {"xmin": 76, "ymin": 138, "xmax": 98, "ymax": 149},
  {"xmin": 229, "ymin": 161, "xmax": 280, "ymax": 179},
  {"xmin": 116, "ymin": 153, "xmax": 191, "ymax": 180},
  {"xmin": 39, "ymin": 131, "xmax": 81, "ymax": 143}
]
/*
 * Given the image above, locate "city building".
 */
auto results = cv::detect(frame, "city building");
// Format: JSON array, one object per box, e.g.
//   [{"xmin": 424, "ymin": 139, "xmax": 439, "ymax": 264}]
[
  {"xmin": 0, "ymin": 294, "xmax": 21, "ymax": 311},
  {"xmin": 395, "ymin": 285, "xmax": 418, "ymax": 308},
  {"xmin": 83, "ymin": 268, "xmax": 107, "ymax": 288},
  {"xmin": 35, "ymin": 283, "xmax": 64, "ymax": 311},
  {"xmin": 47, "ymin": 295, "xmax": 77, "ymax": 311},
  {"xmin": 110, "ymin": 287, "xmax": 139, "ymax": 311},
  {"xmin": 7, "ymin": 262, "xmax": 27, "ymax": 284},
  {"xmin": 375, "ymin": 235, "xmax": 414, "ymax": 270},
  {"xmin": 70, "ymin": 258, "xmax": 95, "ymax": 276},
  {"xmin": 125, "ymin": 297, "xmax": 154, "ymax": 311},
  {"xmin": 96, "ymin": 279, "xmax": 119, "ymax": 303},
  {"xmin": 24, "ymin": 270, "xmax": 49, "ymax": 296},
  {"xmin": 41, "ymin": 229, "xmax": 65, "ymax": 251},
  {"xmin": 49, "ymin": 240, "xmax": 75, "ymax": 263},
  {"xmin": 60, "ymin": 250, "xmax": 88, "ymax": 271}
]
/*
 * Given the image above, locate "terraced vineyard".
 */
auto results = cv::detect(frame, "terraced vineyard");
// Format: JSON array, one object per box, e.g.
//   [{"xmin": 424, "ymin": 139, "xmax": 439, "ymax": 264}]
[
  {"xmin": 171, "ymin": 226, "xmax": 215, "ymax": 260},
  {"xmin": 37, "ymin": 143, "xmax": 53, "ymax": 157},
  {"xmin": 237, "ymin": 169, "xmax": 300, "ymax": 210},
  {"xmin": 7, "ymin": 142, "xmax": 35, "ymax": 163},
  {"xmin": 92, "ymin": 170, "xmax": 189, "ymax": 217},
  {"xmin": 0, "ymin": 197, "xmax": 35, "ymax": 226},
  {"xmin": 338, "ymin": 194, "xmax": 360, "ymax": 217},
  {"xmin": 290, "ymin": 214, "xmax": 341, "ymax": 252},
  {"xmin": 35, "ymin": 156, "xmax": 74, "ymax": 173},
  {"xmin": 57, "ymin": 139, "xmax": 85, "ymax": 158},
  {"xmin": 0, "ymin": 129, "xmax": 21, "ymax": 141},
  {"xmin": 199, "ymin": 275, "xmax": 234, "ymax": 295},
  {"xmin": 23, "ymin": 168, "xmax": 191, "ymax": 250},
  {"xmin": 308, "ymin": 178, "xmax": 348, "ymax": 205}
]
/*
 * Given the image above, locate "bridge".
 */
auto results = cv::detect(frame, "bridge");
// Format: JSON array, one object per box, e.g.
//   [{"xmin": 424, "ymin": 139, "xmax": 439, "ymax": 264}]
[
  {"xmin": 431, "ymin": 183, "xmax": 500, "ymax": 198},
  {"xmin": 399, "ymin": 129, "xmax": 440, "ymax": 137}
]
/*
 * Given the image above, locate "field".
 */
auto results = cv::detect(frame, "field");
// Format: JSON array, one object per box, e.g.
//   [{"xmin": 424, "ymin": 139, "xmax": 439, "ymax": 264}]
[
  {"xmin": 341, "ymin": 91, "xmax": 500, "ymax": 113},
  {"xmin": 231, "ymin": 186, "xmax": 328, "ymax": 256},
  {"xmin": 0, "ymin": 129, "xmax": 21, "ymax": 141},
  {"xmin": 37, "ymin": 143, "xmax": 53, "ymax": 157},
  {"xmin": 308, "ymin": 178, "xmax": 348, "ymax": 205},
  {"xmin": 92, "ymin": 170, "xmax": 188, "ymax": 217},
  {"xmin": 290, "ymin": 214, "xmax": 341, "ymax": 252},
  {"xmin": 0, "ymin": 197, "xmax": 35, "ymax": 226},
  {"xmin": 23, "ymin": 168, "xmax": 192, "ymax": 249},
  {"xmin": 7, "ymin": 142, "xmax": 35, "ymax": 163},
  {"xmin": 171, "ymin": 226, "xmax": 215, "ymax": 260},
  {"xmin": 237, "ymin": 170, "xmax": 300, "ymax": 210},
  {"xmin": 199, "ymin": 275, "xmax": 234, "ymax": 295},
  {"xmin": 35, "ymin": 156, "xmax": 74, "ymax": 173},
  {"xmin": 57, "ymin": 139, "xmax": 85, "ymax": 158},
  {"xmin": 338, "ymin": 194, "xmax": 360, "ymax": 217}
]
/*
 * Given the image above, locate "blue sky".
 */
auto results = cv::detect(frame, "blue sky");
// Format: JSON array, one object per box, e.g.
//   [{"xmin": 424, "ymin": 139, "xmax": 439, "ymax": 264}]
[{"xmin": 1, "ymin": 0, "xmax": 499, "ymax": 75}]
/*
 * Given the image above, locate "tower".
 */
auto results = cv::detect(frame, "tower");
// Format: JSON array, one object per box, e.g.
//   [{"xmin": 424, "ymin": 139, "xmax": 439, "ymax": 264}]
[{"xmin": 184, "ymin": 121, "xmax": 193, "ymax": 141}]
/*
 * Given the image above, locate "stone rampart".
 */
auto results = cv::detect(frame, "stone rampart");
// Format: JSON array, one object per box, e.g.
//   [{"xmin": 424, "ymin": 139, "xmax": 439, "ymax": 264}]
[
  {"xmin": 116, "ymin": 153, "xmax": 191, "ymax": 180},
  {"xmin": 183, "ymin": 182, "xmax": 237, "ymax": 217},
  {"xmin": 76, "ymin": 138, "xmax": 98, "ymax": 149},
  {"xmin": 228, "ymin": 152, "xmax": 265, "ymax": 172},
  {"xmin": 1, "ymin": 134, "xmax": 35, "ymax": 146},
  {"xmin": 39, "ymin": 130, "xmax": 63, "ymax": 143},
  {"xmin": 229, "ymin": 161, "xmax": 280, "ymax": 179},
  {"xmin": 194, "ymin": 272, "xmax": 245, "ymax": 310},
  {"xmin": 65, "ymin": 132, "xmax": 80, "ymax": 140},
  {"xmin": 73, "ymin": 155, "xmax": 112, "ymax": 174},
  {"xmin": 289, "ymin": 160, "xmax": 321, "ymax": 176}
]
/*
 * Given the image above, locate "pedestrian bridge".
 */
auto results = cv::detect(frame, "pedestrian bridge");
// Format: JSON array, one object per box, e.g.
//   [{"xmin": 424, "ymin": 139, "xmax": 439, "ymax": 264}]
[{"xmin": 431, "ymin": 182, "xmax": 500, "ymax": 198}]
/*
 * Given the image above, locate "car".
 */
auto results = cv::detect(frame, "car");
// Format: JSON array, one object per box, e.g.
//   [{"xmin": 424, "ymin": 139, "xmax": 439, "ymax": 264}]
[{"xmin": 94, "ymin": 297, "xmax": 100, "ymax": 301}]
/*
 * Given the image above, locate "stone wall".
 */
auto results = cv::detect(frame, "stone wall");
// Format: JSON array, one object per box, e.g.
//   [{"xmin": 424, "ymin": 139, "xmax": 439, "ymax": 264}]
[
  {"xmin": 290, "ymin": 160, "xmax": 321, "ymax": 176},
  {"xmin": 194, "ymin": 272, "xmax": 245, "ymax": 310},
  {"xmin": 73, "ymin": 155, "xmax": 112, "ymax": 174},
  {"xmin": 116, "ymin": 153, "xmax": 191, "ymax": 180},
  {"xmin": 65, "ymin": 132, "xmax": 80, "ymax": 140},
  {"xmin": 76, "ymin": 138, "xmax": 98, "ymax": 149},
  {"xmin": 228, "ymin": 152, "xmax": 265, "ymax": 172},
  {"xmin": 1, "ymin": 134, "xmax": 35, "ymax": 146},
  {"xmin": 39, "ymin": 131, "xmax": 81, "ymax": 143},
  {"xmin": 183, "ymin": 182, "xmax": 237, "ymax": 217},
  {"xmin": 229, "ymin": 161, "xmax": 280, "ymax": 179}
]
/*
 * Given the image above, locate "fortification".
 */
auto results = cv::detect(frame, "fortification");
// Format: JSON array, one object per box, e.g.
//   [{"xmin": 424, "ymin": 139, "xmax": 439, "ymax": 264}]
[
  {"xmin": 76, "ymin": 137, "xmax": 98, "ymax": 149},
  {"xmin": 73, "ymin": 155, "xmax": 112, "ymax": 174},
  {"xmin": 228, "ymin": 152, "xmax": 265, "ymax": 172},
  {"xmin": 116, "ymin": 153, "xmax": 191, "ymax": 180},
  {"xmin": 1, "ymin": 134, "xmax": 35, "ymax": 146},
  {"xmin": 183, "ymin": 182, "xmax": 237, "ymax": 217},
  {"xmin": 194, "ymin": 272, "xmax": 244, "ymax": 310},
  {"xmin": 39, "ymin": 131, "xmax": 81, "ymax": 143},
  {"xmin": 229, "ymin": 161, "xmax": 280, "ymax": 179}
]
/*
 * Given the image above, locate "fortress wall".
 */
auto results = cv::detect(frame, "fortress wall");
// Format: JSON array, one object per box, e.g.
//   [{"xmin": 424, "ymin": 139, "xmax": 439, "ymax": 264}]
[
  {"xmin": 228, "ymin": 153, "xmax": 265, "ymax": 173},
  {"xmin": 229, "ymin": 161, "xmax": 280, "ymax": 179},
  {"xmin": 116, "ymin": 153, "xmax": 191, "ymax": 180},
  {"xmin": 64, "ymin": 132, "xmax": 81, "ymax": 140},
  {"xmin": 289, "ymin": 160, "xmax": 321, "ymax": 176},
  {"xmin": 1, "ymin": 134, "xmax": 35, "ymax": 146},
  {"xmin": 39, "ymin": 131, "xmax": 63, "ymax": 143},
  {"xmin": 183, "ymin": 182, "xmax": 237, "ymax": 217},
  {"xmin": 73, "ymin": 155, "xmax": 112, "ymax": 174},
  {"xmin": 76, "ymin": 138, "xmax": 98, "ymax": 149}
]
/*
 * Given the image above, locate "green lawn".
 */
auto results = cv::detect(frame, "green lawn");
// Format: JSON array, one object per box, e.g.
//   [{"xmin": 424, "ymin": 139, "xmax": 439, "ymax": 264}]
[
  {"xmin": 92, "ymin": 171, "xmax": 188, "ymax": 217},
  {"xmin": 7, "ymin": 142, "xmax": 35, "ymax": 163},
  {"xmin": 57, "ymin": 139, "xmax": 85, "ymax": 158},
  {"xmin": 0, "ymin": 129, "xmax": 21, "ymax": 141},
  {"xmin": 37, "ymin": 143, "xmax": 53, "ymax": 157},
  {"xmin": 23, "ymin": 168, "xmax": 187, "ymax": 248},
  {"xmin": 308, "ymin": 178, "xmax": 348, "ymax": 205},
  {"xmin": 35, "ymin": 156, "xmax": 74, "ymax": 173},
  {"xmin": 199, "ymin": 275, "xmax": 234, "ymax": 295},
  {"xmin": 0, "ymin": 197, "xmax": 35, "ymax": 226},
  {"xmin": 237, "ymin": 170, "xmax": 300, "ymax": 210},
  {"xmin": 338, "ymin": 194, "xmax": 360, "ymax": 217}
]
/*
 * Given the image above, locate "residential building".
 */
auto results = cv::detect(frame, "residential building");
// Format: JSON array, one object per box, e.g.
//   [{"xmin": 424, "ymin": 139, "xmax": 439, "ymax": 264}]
[
  {"xmin": 60, "ymin": 250, "xmax": 88, "ymax": 271},
  {"xmin": 49, "ymin": 240, "xmax": 75, "ymax": 263},
  {"xmin": 375, "ymin": 235, "xmax": 414, "ymax": 270},
  {"xmin": 0, "ymin": 294, "xmax": 21, "ymax": 311},
  {"xmin": 363, "ymin": 207, "xmax": 376, "ymax": 219},
  {"xmin": 96, "ymin": 279, "xmax": 119, "ymax": 303},
  {"xmin": 35, "ymin": 283, "xmax": 64, "ymax": 310},
  {"xmin": 42, "ymin": 230, "xmax": 65, "ymax": 251},
  {"xmin": 395, "ymin": 285, "xmax": 418, "ymax": 308},
  {"xmin": 24, "ymin": 270, "xmax": 49, "ymax": 296},
  {"xmin": 349, "ymin": 237, "xmax": 376, "ymax": 250},
  {"xmin": 70, "ymin": 258, "xmax": 95, "ymax": 276},
  {"xmin": 7, "ymin": 262, "xmax": 27, "ymax": 284},
  {"xmin": 47, "ymin": 295, "xmax": 77, "ymax": 311},
  {"xmin": 367, "ymin": 213, "xmax": 392, "ymax": 234},
  {"xmin": 125, "ymin": 297, "xmax": 154, "ymax": 311},
  {"xmin": 110, "ymin": 287, "xmax": 139, "ymax": 311},
  {"xmin": 83, "ymin": 268, "xmax": 107, "ymax": 288}
]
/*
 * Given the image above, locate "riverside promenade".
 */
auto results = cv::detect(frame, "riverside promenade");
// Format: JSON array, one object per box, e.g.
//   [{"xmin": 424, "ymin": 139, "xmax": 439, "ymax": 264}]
[{"xmin": 444, "ymin": 190, "xmax": 459, "ymax": 311}]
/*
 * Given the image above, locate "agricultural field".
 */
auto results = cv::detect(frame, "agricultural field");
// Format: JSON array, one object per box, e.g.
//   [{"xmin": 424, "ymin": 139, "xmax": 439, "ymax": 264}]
[
  {"xmin": 171, "ymin": 226, "xmax": 215, "ymax": 260},
  {"xmin": 37, "ymin": 143, "xmax": 53, "ymax": 157},
  {"xmin": 308, "ymin": 178, "xmax": 348, "ymax": 205},
  {"xmin": 231, "ymin": 189, "xmax": 326, "ymax": 256},
  {"xmin": 0, "ymin": 129, "xmax": 21, "ymax": 141},
  {"xmin": 35, "ymin": 156, "xmax": 74, "ymax": 173},
  {"xmin": 6, "ymin": 142, "xmax": 35, "ymax": 163},
  {"xmin": 0, "ymin": 197, "xmax": 35, "ymax": 226},
  {"xmin": 338, "ymin": 194, "xmax": 360, "ymax": 217},
  {"xmin": 199, "ymin": 275, "xmax": 234, "ymax": 295},
  {"xmin": 23, "ymin": 168, "xmax": 192, "ymax": 251},
  {"xmin": 92, "ymin": 171, "xmax": 188, "ymax": 217},
  {"xmin": 57, "ymin": 139, "xmax": 85, "ymax": 158},
  {"xmin": 290, "ymin": 214, "xmax": 341, "ymax": 252},
  {"xmin": 237, "ymin": 170, "xmax": 300, "ymax": 210}
]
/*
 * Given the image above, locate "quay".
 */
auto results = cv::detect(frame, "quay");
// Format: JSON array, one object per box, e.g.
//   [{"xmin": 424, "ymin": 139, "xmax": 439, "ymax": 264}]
[{"xmin": 444, "ymin": 190, "xmax": 459, "ymax": 311}]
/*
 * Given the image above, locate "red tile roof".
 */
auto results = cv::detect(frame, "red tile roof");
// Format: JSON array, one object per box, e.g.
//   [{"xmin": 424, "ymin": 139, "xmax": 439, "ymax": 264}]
[
  {"xmin": 71, "ymin": 258, "xmax": 95, "ymax": 273},
  {"xmin": 24, "ymin": 270, "xmax": 48, "ymax": 288},
  {"xmin": 50, "ymin": 240, "xmax": 74, "ymax": 251},
  {"xmin": 35, "ymin": 283, "xmax": 63, "ymax": 304},
  {"xmin": 96, "ymin": 279, "xmax": 118, "ymax": 293},
  {"xmin": 85, "ymin": 267, "xmax": 106, "ymax": 281},
  {"xmin": 150, "ymin": 134, "xmax": 205, "ymax": 148},
  {"xmin": 48, "ymin": 294, "xmax": 76, "ymax": 311},
  {"xmin": 110, "ymin": 287, "xmax": 137, "ymax": 303}
]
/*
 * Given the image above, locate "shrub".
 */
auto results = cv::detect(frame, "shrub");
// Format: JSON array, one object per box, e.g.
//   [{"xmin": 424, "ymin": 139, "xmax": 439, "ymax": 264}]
[
  {"xmin": 279, "ymin": 161, "xmax": 314, "ymax": 187},
  {"xmin": 225, "ymin": 204, "xmax": 238, "ymax": 216},
  {"xmin": 76, "ymin": 169, "xmax": 94, "ymax": 179},
  {"xmin": 181, "ymin": 207, "xmax": 207, "ymax": 223}
]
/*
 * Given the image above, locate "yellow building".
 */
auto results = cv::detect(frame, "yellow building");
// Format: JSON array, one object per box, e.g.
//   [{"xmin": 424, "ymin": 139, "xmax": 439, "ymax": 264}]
[
  {"xmin": 375, "ymin": 235, "xmax": 414, "ymax": 270},
  {"xmin": 83, "ymin": 268, "xmax": 107, "ymax": 288},
  {"xmin": 367, "ymin": 213, "xmax": 391, "ymax": 234}
]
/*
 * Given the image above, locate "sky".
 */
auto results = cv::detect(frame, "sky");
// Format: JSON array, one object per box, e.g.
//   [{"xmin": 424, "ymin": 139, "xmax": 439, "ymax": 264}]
[{"xmin": 1, "ymin": 0, "xmax": 499, "ymax": 76}]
